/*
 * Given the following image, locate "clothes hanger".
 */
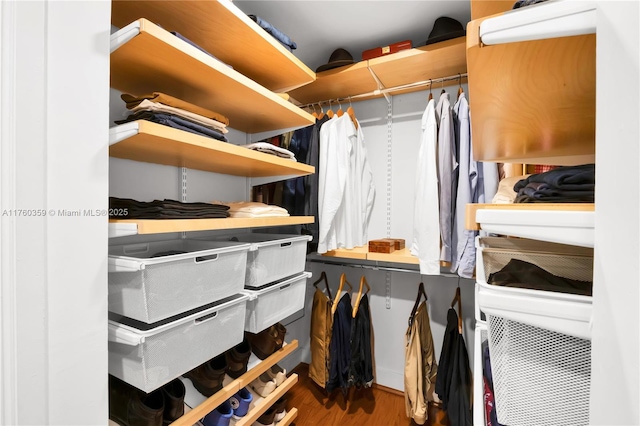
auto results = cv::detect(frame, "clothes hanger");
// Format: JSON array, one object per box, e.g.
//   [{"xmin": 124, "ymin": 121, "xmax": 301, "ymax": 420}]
[
  {"xmin": 331, "ymin": 273, "xmax": 352, "ymax": 314},
  {"xmin": 352, "ymin": 275, "xmax": 371, "ymax": 318},
  {"xmin": 310, "ymin": 104, "xmax": 319, "ymax": 119},
  {"xmin": 440, "ymin": 78, "xmax": 446, "ymax": 95},
  {"xmin": 451, "ymin": 279, "xmax": 463, "ymax": 334},
  {"xmin": 312, "ymin": 270, "xmax": 332, "ymax": 300},
  {"xmin": 428, "ymin": 79, "xmax": 433, "ymax": 101},
  {"xmin": 457, "ymin": 73, "xmax": 464, "ymax": 97},
  {"xmin": 408, "ymin": 282, "xmax": 428, "ymax": 328},
  {"xmin": 327, "ymin": 99, "xmax": 335, "ymax": 118},
  {"xmin": 317, "ymin": 103, "xmax": 325, "ymax": 120},
  {"xmin": 336, "ymin": 98, "xmax": 344, "ymax": 117},
  {"xmin": 347, "ymin": 96, "xmax": 358, "ymax": 129}
]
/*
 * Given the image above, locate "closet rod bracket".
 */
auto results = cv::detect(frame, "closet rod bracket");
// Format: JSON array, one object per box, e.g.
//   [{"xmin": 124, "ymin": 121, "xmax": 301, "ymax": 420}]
[{"xmin": 367, "ymin": 65, "xmax": 390, "ymax": 105}]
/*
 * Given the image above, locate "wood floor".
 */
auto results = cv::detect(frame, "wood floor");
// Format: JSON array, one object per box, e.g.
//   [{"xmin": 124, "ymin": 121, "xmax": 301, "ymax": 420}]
[{"xmin": 285, "ymin": 364, "xmax": 450, "ymax": 426}]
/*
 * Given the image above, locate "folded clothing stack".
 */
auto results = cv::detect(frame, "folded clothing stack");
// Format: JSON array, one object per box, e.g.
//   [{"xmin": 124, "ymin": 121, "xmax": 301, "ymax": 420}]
[
  {"xmin": 115, "ymin": 92, "xmax": 230, "ymax": 142},
  {"xmin": 243, "ymin": 142, "xmax": 296, "ymax": 161},
  {"xmin": 215, "ymin": 201, "xmax": 289, "ymax": 218},
  {"xmin": 248, "ymin": 15, "xmax": 297, "ymax": 52},
  {"xmin": 513, "ymin": 164, "xmax": 595, "ymax": 203},
  {"xmin": 109, "ymin": 197, "xmax": 229, "ymax": 219}
]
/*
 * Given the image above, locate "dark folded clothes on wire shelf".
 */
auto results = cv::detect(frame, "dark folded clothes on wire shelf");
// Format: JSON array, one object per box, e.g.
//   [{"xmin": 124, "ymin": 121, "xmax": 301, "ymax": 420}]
[
  {"xmin": 514, "ymin": 163, "xmax": 595, "ymax": 203},
  {"xmin": 248, "ymin": 15, "xmax": 297, "ymax": 51},
  {"xmin": 488, "ymin": 258, "xmax": 593, "ymax": 296},
  {"xmin": 109, "ymin": 197, "xmax": 229, "ymax": 220},
  {"xmin": 115, "ymin": 111, "xmax": 228, "ymax": 142}
]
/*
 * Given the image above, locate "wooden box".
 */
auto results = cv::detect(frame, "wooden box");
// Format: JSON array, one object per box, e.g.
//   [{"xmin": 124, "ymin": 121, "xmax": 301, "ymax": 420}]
[
  {"xmin": 390, "ymin": 238, "xmax": 405, "ymax": 250},
  {"xmin": 368, "ymin": 239, "xmax": 396, "ymax": 254}
]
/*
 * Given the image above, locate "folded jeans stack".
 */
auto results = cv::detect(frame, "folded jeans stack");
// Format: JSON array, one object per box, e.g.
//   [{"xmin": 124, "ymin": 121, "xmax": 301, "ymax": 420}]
[
  {"xmin": 513, "ymin": 164, "xmax": 595, "ymax": 203},
  {"xmin": 248, "ymin": 15, "xmax": 297, "ymax": 52},
  {"xmin": 116, "ymin": 92, "xmax": 230, "ymax": 142}
]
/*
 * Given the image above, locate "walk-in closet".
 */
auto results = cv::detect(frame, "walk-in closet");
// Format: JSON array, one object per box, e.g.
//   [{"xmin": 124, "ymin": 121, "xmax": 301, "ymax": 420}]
[{"xmin": 0, "ymin": 1, "xmax": 638, "ymax": 426}]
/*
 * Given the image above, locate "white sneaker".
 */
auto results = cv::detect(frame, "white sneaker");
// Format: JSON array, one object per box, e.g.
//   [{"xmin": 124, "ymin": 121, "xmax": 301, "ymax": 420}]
[
  {"xmin": 250, "ymin": 372, "xmax": 277, "ymax": 398},
  {"xmin": 267, "ymin": 364, "xmax": 287, "ymax": 387}
]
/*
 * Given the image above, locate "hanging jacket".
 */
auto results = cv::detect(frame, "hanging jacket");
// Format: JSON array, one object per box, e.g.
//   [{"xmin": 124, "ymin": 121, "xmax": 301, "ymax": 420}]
[
  {"xmin": 405, "ymin": 301, "xmax": 439, "ymax": 425},
  {"xmin": 309, "ymin": 288, "xmax": 333, "ymax": 388},
  {"xmin": 326, "ymin": 293, "xmax": 352, "ymax": 395},
  {"xmin": 348, "ymin": 294, "xmax": 374, "ymax": 388}
]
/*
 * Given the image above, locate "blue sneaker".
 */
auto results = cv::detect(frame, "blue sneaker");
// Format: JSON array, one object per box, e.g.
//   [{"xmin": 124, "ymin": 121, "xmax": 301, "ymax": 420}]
[
  {"xmin": 230, "ymin": 387, "xmax": 253, "ymax": 419},
  {"xmin": 202, "ymin": 400, "xmax": 233, "ymax": 426}
]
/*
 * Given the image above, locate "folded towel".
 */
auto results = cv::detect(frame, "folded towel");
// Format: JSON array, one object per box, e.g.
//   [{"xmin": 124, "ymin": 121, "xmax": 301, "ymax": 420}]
[{"xmin": 243, "ymin": 142, "xmax": 296, "ymax": 160}]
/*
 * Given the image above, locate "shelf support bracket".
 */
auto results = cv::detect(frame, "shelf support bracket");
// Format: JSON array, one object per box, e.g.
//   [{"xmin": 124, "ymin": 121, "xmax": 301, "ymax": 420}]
[{"xmin": 367, "ymin": 65, "xmax": 390, "ymax": 105}]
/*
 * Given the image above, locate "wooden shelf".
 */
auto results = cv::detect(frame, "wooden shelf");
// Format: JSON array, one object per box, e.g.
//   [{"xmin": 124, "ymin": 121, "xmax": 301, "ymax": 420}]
[
  {"xmin": 110, "ymin": 19, "xmax": 314, "ymax": 134},
  {"xmin": 109, "ymin": 216, "xmax": 314, "ymax": 238},
  {"xmin": 235, "ymin": 374, "xmax": 299, "ymax": 426},
  {"xmin": 110, "ymin": 121, "xmax": 314, "ymax": 178},
  {"xmin": 466, "ymin": 203, "xmax": 595, "ymax": 248},
  {"xmin": 366, "ymin": 248, "xmax": 419, "ymax": 265},
  {"xmin": 277, "ymin": 407, "xmax": 298, "ymax": 426},
  {"xmin": 323, "ymin": 246, "xmax": 369, "ymax": 260},
  {"xmin": 111, "ymin": 0, "xmax": 315, "ymax": 93},
  {"xmin": 288, "ymin": 37, "xmax": 466, "ymax": 105},
  {"xmin": 466, "ymin": 17, "xmax": 595, "ymax": 165},
  {"xmin": 172, "ymin": 340, "xmax": 298, "ymax": 426}
]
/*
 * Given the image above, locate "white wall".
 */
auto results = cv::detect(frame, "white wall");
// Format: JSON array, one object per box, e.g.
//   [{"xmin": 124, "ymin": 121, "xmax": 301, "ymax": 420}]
[
  {"xmin": 281, "ymin": 85, "xmax": 478, "ymax": 392},
  {"xmin": 590, "ymin": 2, "xmax": 640, "ymax": 424},
  {"xmin": 0, "ymin": 1, "xmax": 110, "ymax": 424}
]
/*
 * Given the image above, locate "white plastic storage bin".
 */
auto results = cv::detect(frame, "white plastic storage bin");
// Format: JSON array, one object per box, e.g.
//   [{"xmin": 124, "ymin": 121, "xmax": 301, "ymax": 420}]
[
  {"xmin": 475, "ymin": 237, "xmax": 593, "ymax": 426},
  {"xmin": 108, "ymin": 294, "xmax": 248, "ymax": 393},
  {"xmin": 108, "ymin": 239, "xmax": 251, "ymax": 323},
  {"xmin": 243, "ymin": 271, "xmax": 310, "ymax": 333},
  {"xmin": 214, "ymin": 233, "xmax": 311, "ymax": 288},
  {"xmin": 476, "ymin": 236, "xmax": 593, "ymax": 339}
]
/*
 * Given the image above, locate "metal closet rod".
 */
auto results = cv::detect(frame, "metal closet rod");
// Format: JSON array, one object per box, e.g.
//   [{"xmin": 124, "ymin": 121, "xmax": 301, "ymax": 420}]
[{"xmin": 299, "ymin": 72, "xmax": 468, "ymax": 110}]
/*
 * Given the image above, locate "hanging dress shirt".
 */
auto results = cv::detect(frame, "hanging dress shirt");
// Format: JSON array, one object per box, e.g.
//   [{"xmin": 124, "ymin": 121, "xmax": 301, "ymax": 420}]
[
  {"xmin": 451, "ymin": 93, "xmax": 478, "ymax": 278},
  {"xmin": 411, "ymin": 99, "xmax": 441, "ymax": 275},
  {"xmin": 435, "ymin": 93, "xmax": 457, "ymax": 263},
  {"xmin": 355, "ymin": 123, "xmax": 376, "ymax": 246}
]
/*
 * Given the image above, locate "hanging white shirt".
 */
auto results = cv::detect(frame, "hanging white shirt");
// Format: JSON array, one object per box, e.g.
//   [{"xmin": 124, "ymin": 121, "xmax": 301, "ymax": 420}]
[
  {"xmin": 435, "ymin": 92, "xmax": 457, "ymax": 263},
  {"xmin": 411, "ymin": 99, "xmax": 441, "ymax": 275},
  {"xmin": 355, "ymin": 121, "xmax": 375, "ymax": 246}
]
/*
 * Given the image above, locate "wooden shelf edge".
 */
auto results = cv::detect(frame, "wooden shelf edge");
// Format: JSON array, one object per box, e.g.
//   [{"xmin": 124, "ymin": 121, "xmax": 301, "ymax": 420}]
[
  {"xmin": 235, "ymin": 374, "xmax": 299, "ymax": 426},
  {"xmin": 237, "ymin": 340, "xmax": 299, "ymax": 388},
  {"xmin": 278, "ymin": 407, "xmax": 298, "ymax": 426},
  {"xmin": 465, "ymin": 203, "xmax": 595, "ymax": 231},
  {"xmin": 170, "ymin": 340, "xmax": 298, "ymax": 426},
  {"xmin": 108, "ymin": 217, "xmax": 314, "ymax": 235},
  {"xmin": 109, "ymin": 121, "xmax": 315, "ymax": 177}
]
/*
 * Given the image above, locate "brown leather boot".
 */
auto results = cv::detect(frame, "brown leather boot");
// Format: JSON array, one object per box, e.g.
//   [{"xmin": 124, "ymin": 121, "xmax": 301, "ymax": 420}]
[
  {"xmin": 246, "ymin": 324, "xmax": 285, "ymax": 360},
  {"xmin": 161, "ymin": 378, "xmax": 185, "ymax": 425},
  {"xmin": 274, "ymin": 323, "xmax": 287, "ymax": 351},
  {"xmin": 109, "ymin": 375, "xmax": 164, "ymax": 426},
  {"xmin": 225, "ymin": 338, "xmax": 252, "ymax": 379},
  {"xmin": 183, "ymin": 353, "xmax": 227, "ymax": 397}
]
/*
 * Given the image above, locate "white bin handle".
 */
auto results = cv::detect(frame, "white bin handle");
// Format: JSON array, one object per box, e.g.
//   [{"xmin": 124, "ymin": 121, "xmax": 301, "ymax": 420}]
[
  {"xmin": 194, "ymin": 253, "xmax": 218, "ymax": 263},
  {"xmin": 279, "ymin": 242, "xmax": 292, "ymax": 248},
  {"xmin": 108, "ymin": 324, "xmax": 145, "ymax": 346},
  {"xmin": 108, "ymin": 257, "xmax": 145, "ymax": 272},
  {"xmin": 194, "ymin": 311, "xmax": 218, "ymax": 325},
  {"xmin": 122, "ymin": 243, "xmax": 150, "ymax": 255},
  {"xmin": 279, "ymin": 284, "xmax": 291, "ymax": 290}
]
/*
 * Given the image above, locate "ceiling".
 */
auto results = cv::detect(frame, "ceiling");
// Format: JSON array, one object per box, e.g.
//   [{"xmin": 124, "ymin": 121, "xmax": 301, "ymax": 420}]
[{"xmin": 233, "ymin": 1, "xmax": 472, "ymax": 72}]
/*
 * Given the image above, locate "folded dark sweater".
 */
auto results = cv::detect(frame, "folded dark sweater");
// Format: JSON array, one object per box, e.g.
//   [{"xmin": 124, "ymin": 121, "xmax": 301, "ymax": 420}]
[
  {"xmin": 488, "ymin": 258, "xmax": 592, "ymax": 296},
  {"xmin": 109, "ymin": 197, "xmax": 229, "ymax": 219},
  {"xmin": 514, "ymin": 164, "xmax": 595, "ymax": 192}
]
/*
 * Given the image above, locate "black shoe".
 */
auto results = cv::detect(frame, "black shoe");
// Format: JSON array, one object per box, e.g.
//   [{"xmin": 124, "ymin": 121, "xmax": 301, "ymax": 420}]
[
  {"xmin": 183, "ymin": 353, "xmax": 228, "ymax": 397},
  {"xmin": 161, "ymin": 378, "xmax": 185, "ymax": 425},
  {"xmin": 225, "ymin": 338, "xmax": 252, "ymax": 378},
  {"xmin": 109, "ymin": 375, "xmax": 164, "ymax": 426}
]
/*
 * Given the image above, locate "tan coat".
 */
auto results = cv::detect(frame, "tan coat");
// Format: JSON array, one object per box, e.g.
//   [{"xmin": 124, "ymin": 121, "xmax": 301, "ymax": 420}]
[
  {"xmin": 405, "ymin": 301, "xmax": 438, "ymax": 425},
  {"xmin": 309, "ymin": 288, "xmax": 333, "ymax": 388}
]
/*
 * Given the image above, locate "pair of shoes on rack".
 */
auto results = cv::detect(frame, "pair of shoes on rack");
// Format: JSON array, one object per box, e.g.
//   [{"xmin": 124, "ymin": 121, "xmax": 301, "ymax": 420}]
[
  {"xmin": 253, "ymin": 397, "xmax": 287, "ymax": 426},
  {"xmin": 250, "ymin": 364, "xmax": 287, "ymax": 398},
  {"xmin": 183, "ymin": 337, "xmax": 252, "ymax": 397},
  {"xmin": 109, "ymin": 375, "xmax": 186, "ymax": 426},
  {"xmin": 246, "ymin": 323, "xmax": 286, "ymax": 360},
  {"xmin": 202, "ymin": 387, "xmax": 253, "ymax": 426}
]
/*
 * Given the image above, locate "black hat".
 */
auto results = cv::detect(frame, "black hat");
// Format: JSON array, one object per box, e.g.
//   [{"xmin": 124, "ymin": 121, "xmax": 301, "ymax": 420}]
[
  {"xmin": 425, "ymin": 17, "xmax": 466, "ymax": 46},
  {"xmin": 316, "ymin": 48, "xmax": 354, "ymax": 73}
]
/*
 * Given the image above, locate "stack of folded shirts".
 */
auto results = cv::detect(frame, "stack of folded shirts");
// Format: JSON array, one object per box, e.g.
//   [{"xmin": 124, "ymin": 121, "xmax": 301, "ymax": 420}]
[
  {"xmin": 115, "ymin": 92, "xmax": 230, "ymax": 142},
  {"xmin": 513, "ymin": 164, "xmax": 595, "ymax": 203},
  {"xmin": 109, "ymin": 197, "xmax": 230, "ymax": 219},
  {"xmin": 243, "ymin": 142, "xmax": 296, "ymax": 161},
  {"xmin": 215, "ymin": 201, "xmax": 289, "ymax": 218},
  {"xmin": 248, "ymin": 15, "xmax": 297, "ymax": 52}
]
